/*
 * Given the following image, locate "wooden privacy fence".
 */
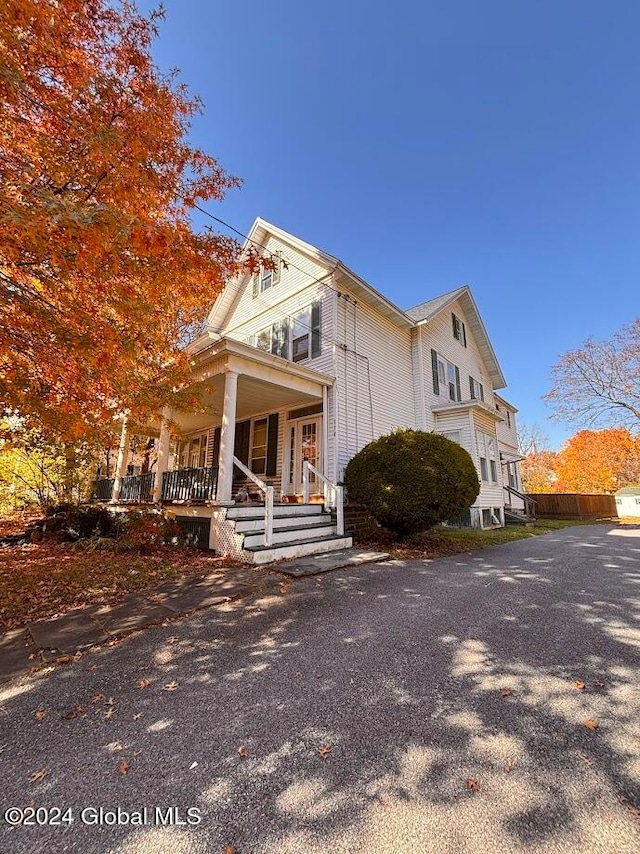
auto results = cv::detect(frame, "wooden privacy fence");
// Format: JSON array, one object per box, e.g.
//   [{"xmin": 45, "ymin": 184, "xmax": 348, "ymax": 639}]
[{"xmin": 527, "ymin": 493, "xmax": 616, "ymax": 520}]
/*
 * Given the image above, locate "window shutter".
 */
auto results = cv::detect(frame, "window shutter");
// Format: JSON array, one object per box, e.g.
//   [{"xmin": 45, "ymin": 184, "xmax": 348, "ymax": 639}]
[
  {"xmin": 469, "ymin": 376, "xmax": 475, "ymax": 399},
  {"xmin": 266, "ymin": 414, "xmax": 279, "ymax": 476},
  {"xmin": 234, "ymin": 420, "xmax": 250, "ymax": 469},
  {"xmin": 452, "ymin": 313, "xmax": 457, "ymax": 338},
  {"xmin": 211, "ymin": 427, "xmax": 221, "ymax": 468},
  {"xmin": 479, "ymin": 383, "xmax": 484, "ymax": 401},
  {"xmin": 462, "ymin": 322, "xmax": 467, "ymax": 347},
  {"xmin": 311, "ymin": 301, "xmax": 322, "ymax": 358},
  {"xmin": 252, "ymin": 272, "xmax": 259, "ymax": 299},
  {"xmin": 455, "ymin": 366, "xmax": 461, "ymax": 401},
  {"xmin": 431, "ymin": 349, "xmax": 439, "ymax": 395}
]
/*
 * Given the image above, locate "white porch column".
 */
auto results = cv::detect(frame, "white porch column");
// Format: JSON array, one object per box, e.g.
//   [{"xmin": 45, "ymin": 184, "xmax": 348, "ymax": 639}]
[
  {"xmin": 111, "ymin": 418, "xmax": 130, "ymax": 503},
  {"xmin": 153, "ymin": 412, "xmax": 171, "ymax": 503},
  {"xmin": 216, "ymin": 370, "xmax": 238, "ymax": 503}
]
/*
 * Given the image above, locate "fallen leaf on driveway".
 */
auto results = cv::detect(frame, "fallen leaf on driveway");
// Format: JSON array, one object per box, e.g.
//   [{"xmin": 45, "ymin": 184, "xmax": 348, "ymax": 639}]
[
  {"xmin": 63, "ymin": 705, "xmax": 86, "ymax": 720},
  {"xmin": 34, "ymin": 710, "xmax": 46, "ymax": 722},
  {"xmin": 584, "ymin": 719, "xmax": 599, "ymax": 730},
  {"xmin": 104, "ymin": 707, "xmax": 114, "ymax": 720},
  {"xmin": 163, "ymin": 682, "xmax": 179, "ymax": 692},
  {"xmin": 223, "ymin": 847, "xmax": 237, "ymax": 854},
  {"xmin": 465, "ymin": 778, "xmax": 479, "ymax": 790},
  {"xmin": 133, "ymin": 714, "xmax": 142, "ymax": 721},
  {"xmin": 137, "ymin": 679, "xmax": 151, "ymax": 690},
  {"xmin": 118, "ymin": 759, "xmax": 129, "ymax": 775},
  {"xmin": 29, "ymin": 769, "xmax": 47, "ymax": 783},
  {"xmin": 317, "ymin": 744, "xmax": 332, "ymax": 759},
  {"xmin": 238, "ymin": 746, "xmax": 249, "ymax": 758},
  {"xmin": 500, "ymin": 687, "xmax": 513, "ymax": 698},
  {"xmin": 91, "ymin": 693, "xmax": 105, "ymax": 704},
  {"xmin": 573, "ymin": 681, "xmax": 586, "ymax": 690},
  {"xmin": 504, "ymin": 762, "xmax": 514, "ymax": 774}
]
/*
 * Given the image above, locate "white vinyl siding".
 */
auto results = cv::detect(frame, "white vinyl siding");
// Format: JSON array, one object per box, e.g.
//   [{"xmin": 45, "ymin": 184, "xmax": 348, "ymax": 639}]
[
  {"xmin": 335, "ymin": 293, "xmax": 415, "ymax": 479},
  {"xmin": 419, "ymin": 297, "xmax": 492, "ymax": 427}
]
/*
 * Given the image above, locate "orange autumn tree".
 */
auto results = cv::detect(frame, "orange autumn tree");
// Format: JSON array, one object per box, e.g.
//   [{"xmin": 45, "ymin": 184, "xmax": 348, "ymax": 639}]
[
  {"xmin": 554, "ymin": 429, "xmax": 640, "ymax": 494},
  {"xmin": 0, "ymin": 0, "xmax": 246, "ymax": 445}
]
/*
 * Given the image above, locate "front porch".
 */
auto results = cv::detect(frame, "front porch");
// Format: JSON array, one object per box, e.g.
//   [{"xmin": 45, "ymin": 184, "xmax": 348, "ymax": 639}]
[{"xmin": 91, "ymin": 337, "xmax": 351, "ymax": 561}]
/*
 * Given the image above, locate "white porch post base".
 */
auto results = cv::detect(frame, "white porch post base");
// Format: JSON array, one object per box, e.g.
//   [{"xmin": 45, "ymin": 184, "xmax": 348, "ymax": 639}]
[
  {"xmin": 216, "ymin": 370, "xmax": 239, "ymax": 503},
  {"xmin": 153, "ymin": 414, "xmax": 171, "ymax": 503},
  {"xmin": 111, "ymin": 418, "xmax": 130, "ymax": 503}
]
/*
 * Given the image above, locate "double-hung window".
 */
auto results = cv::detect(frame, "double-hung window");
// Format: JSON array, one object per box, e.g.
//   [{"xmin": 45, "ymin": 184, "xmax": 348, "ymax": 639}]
[
  {"xmin": 255, "ymin": 319, "xmax": 289, "ymax": 358},
  {"xmin": 292, "ymin": 307, "xmax": 312, "ymax": 362},
  {"xmin": 242, "ymin": 301, "xmax": 321, "ymax": 363},
  {"xmin": 452, "ymin": 313, "xmax": 467, "ymax": 346},
  {"xmin": 477, "ymin": 432, "xmax": 498, "ymax": 483},
  {"xmin": 469, "ymin": 376, "xmax": 484, "ymax": 401},
  {"xmin": 431, "ymin": 350, "xmax": 461, "ymax": 402},
  {"xmin": 251, "ymin": 418, "xmax": 268, "ymax": 475},
  {"xmin": 251, "ymin": 258, "xmax": 282, "ymax": 298}
]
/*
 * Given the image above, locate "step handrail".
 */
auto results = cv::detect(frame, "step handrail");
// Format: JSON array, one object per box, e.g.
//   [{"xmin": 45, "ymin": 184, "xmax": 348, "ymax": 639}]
[
  {"xmin": 503, "ymin": 484, "xmax": 537, "ymax": 518},
  {"xmin": 233, "ymin": 456, "xmax": 274, "ymax": 547},
  {"xmin": 303, "ymin": 460, "xmax": 344, "ymax": 536}
]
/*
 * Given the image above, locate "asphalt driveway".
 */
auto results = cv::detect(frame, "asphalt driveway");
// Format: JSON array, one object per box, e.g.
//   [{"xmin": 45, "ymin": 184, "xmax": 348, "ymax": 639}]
[{"xmin": 1, "ymin": 523, "xmax": 639, "ymax": 853}]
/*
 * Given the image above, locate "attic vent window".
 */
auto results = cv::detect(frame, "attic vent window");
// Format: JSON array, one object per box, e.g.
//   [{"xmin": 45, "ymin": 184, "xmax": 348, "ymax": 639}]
[{"xmin": 452, "ymin": 313, "xmax": 467, "ymax": 346}]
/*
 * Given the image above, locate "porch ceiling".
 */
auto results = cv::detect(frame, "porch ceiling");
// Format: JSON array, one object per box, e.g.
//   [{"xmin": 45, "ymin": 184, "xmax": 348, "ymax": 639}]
[{"xmin": 139, "ymin": 336, "xmax": 332, "ymax": 437}]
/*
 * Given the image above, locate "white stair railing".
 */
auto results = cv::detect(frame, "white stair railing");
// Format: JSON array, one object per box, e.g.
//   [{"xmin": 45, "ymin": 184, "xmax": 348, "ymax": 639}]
[
  {"xmin": 233, "ymin": 456, "xmax": 274, "ymax": 547},
  {"xmin": 303, "ymin": 460, "xmax": 344, "ymax": 536}
]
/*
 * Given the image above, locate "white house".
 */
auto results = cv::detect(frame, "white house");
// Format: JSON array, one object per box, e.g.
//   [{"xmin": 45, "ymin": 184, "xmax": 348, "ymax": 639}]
[
  {"xmin": 94, "ymin": 218, "xmax": 529, "ymax": 561},
  {"xmin": 615, "ymin": 487, "xmax": 640, "ymax": 519}
]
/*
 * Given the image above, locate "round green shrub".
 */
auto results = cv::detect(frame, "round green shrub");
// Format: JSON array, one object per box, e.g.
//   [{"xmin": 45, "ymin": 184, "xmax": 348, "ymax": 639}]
[{"xmin": 344, "ymin": 429, "xmax": 480, "ymax": 538}]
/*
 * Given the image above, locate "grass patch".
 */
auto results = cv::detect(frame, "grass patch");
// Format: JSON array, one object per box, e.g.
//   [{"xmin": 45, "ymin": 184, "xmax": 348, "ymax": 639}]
[
  {"xmin": 360, "ymin": 518, "xmax": 617, "ymax": 561},
  {"xmin": 0, "ymin": 542, "xmax": 246, "ymax": 630}
]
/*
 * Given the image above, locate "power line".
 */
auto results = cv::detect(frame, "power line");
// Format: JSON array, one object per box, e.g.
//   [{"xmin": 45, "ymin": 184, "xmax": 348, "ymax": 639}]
[{"xmin": 193, "ymin": 202, "xmax": 369, "ymax": 360}]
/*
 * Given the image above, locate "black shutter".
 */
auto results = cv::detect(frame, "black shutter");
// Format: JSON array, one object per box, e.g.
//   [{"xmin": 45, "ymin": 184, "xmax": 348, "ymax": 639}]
[
  {"xmin": 452, "ymin": 313, "xmax": 457, "ymax": 338},
  {"xmin": 311, "ymin": 301, "xmax": 321, "ymax": 358},
  {"xmin": 462, "ymin": 321, "xmax": 467, "ymax": 347},
  {"xmin": 266, "ymin": 413, "xmax": 279, "ymax": 476},
  {"xmin": 211, "ymin": 427, "xmax": 221, "ymax": 467},
  {"xmin": 455, "ymin": 366, "xmax": 461, "ymax": 401},
  {"xmin": 431, "ymin": 349, "xmax": 439, "ymax": 395},
  {"xmin": 233, "ymin": 420, "xmax": 250, "ymax": 475},
  {"xmin": 469, "ymin": 376, "xmax": 475, "ymax": 400},
  {"xmin": 479, "ymin": 383, "xmax": 484, "ymax": 401}
]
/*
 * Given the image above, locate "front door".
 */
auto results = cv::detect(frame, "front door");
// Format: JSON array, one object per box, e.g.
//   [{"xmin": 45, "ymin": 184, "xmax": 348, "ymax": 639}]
[{"xmin": 288, "ymin": 417, "xmax": 321, "ymax": 495}]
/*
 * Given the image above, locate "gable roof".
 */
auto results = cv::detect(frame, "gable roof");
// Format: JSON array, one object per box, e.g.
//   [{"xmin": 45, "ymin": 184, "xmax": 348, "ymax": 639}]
[
  {"xmin": 407, "ymin": 285, "xmax": 506, "ymax": 389},
  {"xmin": 405, "ymin": 287, "xmax": 466, "ymax": 322},
  {"xmin": 206, "ymin": 218, "xmax": 507, "ymax": 388}
]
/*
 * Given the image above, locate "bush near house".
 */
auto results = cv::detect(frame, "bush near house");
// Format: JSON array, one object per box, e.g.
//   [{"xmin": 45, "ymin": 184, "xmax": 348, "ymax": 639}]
[{"xmin": 344, "ymin": 430, "xmax": 480, "ymax": 539}]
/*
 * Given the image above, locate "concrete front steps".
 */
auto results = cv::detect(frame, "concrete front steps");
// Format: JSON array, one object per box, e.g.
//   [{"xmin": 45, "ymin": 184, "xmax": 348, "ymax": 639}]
[{"xmin": 226, "ymin": 502, "xmax": 352, "ymax": 565}]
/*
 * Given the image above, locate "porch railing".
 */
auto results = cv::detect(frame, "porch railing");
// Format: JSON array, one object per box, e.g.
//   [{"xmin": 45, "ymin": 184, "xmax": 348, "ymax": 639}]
[
  {"xmin": 233, "ymin": 456, "xmax": 274, "ymax": 547},
  {"xmin": 303, "ymin": 459, "xmax": 344, "ymax": 535},
  {"xmin": 161, "ymin": 465, "xmax": 218, "ymax": 502},
  {"xmin": 91, "ymin": 478, "xmax": 115, "ymax": 501},
  {"xmin": 120, "ymin": 471, "xmax": 155, "ymax": 502}
]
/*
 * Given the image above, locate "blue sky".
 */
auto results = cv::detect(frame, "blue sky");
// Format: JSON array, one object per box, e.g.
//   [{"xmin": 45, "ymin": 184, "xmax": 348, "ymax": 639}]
[{"xmin": 139, "ymin": 0, "xmax": 639, "ymax": 449}]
